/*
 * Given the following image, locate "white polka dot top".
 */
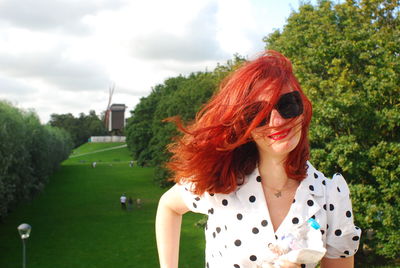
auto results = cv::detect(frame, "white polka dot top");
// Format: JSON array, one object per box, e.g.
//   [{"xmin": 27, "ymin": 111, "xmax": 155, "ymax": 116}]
[{"xmin": 178, "ymin": 161, "xmax": 361, "ymax": 268}]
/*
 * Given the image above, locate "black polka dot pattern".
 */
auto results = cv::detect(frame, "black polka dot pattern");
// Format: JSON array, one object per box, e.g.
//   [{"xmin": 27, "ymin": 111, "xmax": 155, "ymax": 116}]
[{"xmin": 179, "ymin": 164, "xmax": 361, "ymax": 266}]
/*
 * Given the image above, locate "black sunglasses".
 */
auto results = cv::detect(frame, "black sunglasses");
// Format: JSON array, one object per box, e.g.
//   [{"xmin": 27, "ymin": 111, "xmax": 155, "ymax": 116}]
[{"xmin": 245, "ymin": 91, "xmax": 304, "ymax": 126}]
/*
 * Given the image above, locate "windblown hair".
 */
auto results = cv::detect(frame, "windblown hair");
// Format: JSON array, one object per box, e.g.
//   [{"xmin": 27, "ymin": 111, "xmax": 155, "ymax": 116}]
[{"xmin": 166, "ymin": 50, "xmax": 312, "ymax": 195}]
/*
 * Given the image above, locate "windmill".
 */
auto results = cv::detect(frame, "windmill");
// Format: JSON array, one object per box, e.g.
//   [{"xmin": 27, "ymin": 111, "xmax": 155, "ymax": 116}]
[
  {"xmin": 103, "ymin": 84, "xmax": 127, "ymax": 135},
  {"xmin": 104, "ymin": 84, "xmax": 115, "ymax": 131}
]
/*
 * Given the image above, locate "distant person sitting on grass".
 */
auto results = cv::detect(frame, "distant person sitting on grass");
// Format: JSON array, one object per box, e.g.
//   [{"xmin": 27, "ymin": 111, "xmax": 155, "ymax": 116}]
[
  {"xmin": 120, "ymin": 194, "xmax": 127, "ymax": 210},
  {"xmin": 136, "ymin": 198, "xmax": 142, "ymax": 208},
  {"xmin": 128, "ymin": 197, "xmax": 133, "ymax": 211},
  {"xmin": 92, "ymin": 161, "xmax": 96, "ymax": 168},
  {"xmin": 129, "ymin": 160, "xmax": 134, "ymax": 167}
]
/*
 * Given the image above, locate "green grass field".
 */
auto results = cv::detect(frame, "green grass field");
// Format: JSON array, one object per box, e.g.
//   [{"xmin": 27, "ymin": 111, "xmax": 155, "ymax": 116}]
[{"xmin": 0, "ymin": 142, "xmax": 205, "ymax": 268}]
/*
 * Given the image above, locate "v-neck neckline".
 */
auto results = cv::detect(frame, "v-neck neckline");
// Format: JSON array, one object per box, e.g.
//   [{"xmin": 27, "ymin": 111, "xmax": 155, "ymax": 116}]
[
  {"xmin": 253, "ymin": 167, "xmax": 308, "ymax": 237},
  {"xmin": 262, "ymin": 180, "xmax": 303, "ymax": 234}
]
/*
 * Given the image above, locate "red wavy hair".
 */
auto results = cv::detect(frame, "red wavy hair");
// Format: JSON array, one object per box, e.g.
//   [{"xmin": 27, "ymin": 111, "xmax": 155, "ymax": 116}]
[{"xmin": 166, "ymin": 50, "xmax": 312, "ymax": 195}]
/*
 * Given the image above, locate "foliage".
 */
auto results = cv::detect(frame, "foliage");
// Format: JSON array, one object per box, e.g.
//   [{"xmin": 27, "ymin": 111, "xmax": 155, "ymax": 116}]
[
  {"xmin": 0, "ymin": 101, "xmax": 73, "ymax": 220},
  {"xmin": 49, "ymin": 110, "xmax": 107, "ymax": 148},
  {"xmin": 125, "ymin": 56, "xmax": 246, "ymax": 186},
  {"xmin": 264, "ymin": 0, "xmax": 399, "ymax": 264}
]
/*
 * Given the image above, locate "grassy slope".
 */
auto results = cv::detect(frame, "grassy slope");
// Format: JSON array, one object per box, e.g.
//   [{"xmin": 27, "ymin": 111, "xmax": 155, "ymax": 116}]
[{"xmin": 0, "ymin": 143, "xmax": 204, "ymax": 268}]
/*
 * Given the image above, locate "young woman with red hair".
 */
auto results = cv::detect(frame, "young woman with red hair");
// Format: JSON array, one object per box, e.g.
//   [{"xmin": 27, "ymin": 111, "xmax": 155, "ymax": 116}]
[{"xmin": 156, "ymin": 51, "xmax": 360, "ymax": 268}]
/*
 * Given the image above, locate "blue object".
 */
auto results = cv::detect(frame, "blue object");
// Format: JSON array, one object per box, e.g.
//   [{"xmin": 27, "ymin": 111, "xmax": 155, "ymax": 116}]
[{"xmin": 307, "ymin": 218, "xmax": 321, "ymax": 230}]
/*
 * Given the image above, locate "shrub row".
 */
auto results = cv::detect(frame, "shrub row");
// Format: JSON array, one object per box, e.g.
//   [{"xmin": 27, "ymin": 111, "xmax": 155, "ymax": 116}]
[{"xmin": 0, "ymin": 101, "xmax": 73, "ymax": 220}]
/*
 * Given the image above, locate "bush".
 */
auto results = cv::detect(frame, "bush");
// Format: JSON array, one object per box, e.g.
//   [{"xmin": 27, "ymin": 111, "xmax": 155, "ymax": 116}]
[
  {"xmin": 264, "ymin": 0, "xmax": 400, "ymax": 264},
  {"xmin": 0, "ymin": 101, "xmax": 73, "ymax": 219}
]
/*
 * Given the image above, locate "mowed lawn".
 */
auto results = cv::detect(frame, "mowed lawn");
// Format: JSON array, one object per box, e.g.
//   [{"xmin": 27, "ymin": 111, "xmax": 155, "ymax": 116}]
[{"xmin": 0, "ymin": 143, "xmax": 205, "ymax": 268}]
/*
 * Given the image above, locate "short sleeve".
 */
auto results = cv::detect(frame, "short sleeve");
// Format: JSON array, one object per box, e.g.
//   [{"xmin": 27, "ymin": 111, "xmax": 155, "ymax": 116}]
[
  {"xmin": 176, "ymin": 182, "xmax": 211, "ymax": 215},
  {"xmin": 324, "ymin": 173, "xmax": 361, "ymax": 258}
]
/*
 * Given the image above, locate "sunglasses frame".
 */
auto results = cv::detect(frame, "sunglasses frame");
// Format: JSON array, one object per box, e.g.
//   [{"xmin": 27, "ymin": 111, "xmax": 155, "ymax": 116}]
[{"xmin": 246, "ymin": 91, "xmax": 304, "ymax": 127}]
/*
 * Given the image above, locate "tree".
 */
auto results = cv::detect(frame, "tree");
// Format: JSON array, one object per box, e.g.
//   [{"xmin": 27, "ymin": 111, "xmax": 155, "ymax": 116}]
[
  {"xmin": 0, "ymin": 101, "xmax": 72, "ymax": 220},
  {"xmin": 49, "ymin": 110, "xmax": 106, "ymax": 147},
  {"xmin": 125, "ymin": 56, "xmax": 246, "ymax": 185},
  {"xmin": 264, "ymin": 0, "xmax": 399, "ymax": 264}
]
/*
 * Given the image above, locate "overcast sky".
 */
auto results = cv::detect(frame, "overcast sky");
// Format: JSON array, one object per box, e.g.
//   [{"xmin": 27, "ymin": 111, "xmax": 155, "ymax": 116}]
[{"xmin": 0, "ymin": 0, "xmax": 316, "ymax": 123}]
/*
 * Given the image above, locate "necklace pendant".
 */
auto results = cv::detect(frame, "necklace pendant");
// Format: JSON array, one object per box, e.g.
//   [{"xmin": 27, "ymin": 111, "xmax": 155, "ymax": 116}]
[{"xmin": 274, "ymin": 191, "xmax": 282, "ymax": 198}]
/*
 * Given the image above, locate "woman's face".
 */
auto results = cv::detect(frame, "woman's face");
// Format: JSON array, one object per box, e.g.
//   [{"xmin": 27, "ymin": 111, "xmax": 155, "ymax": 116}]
[{"xmin": 250, "ymin": 84, "xmax": 303, "ymax": 159}]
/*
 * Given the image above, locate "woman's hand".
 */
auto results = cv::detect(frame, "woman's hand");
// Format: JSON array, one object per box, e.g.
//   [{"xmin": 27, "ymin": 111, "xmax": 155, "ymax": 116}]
[{"xmin": 274, "ymin": 260, "xmax": 301, "ymax": 268}]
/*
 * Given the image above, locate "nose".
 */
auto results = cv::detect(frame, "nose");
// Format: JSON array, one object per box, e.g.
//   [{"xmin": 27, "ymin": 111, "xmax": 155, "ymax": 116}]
[{"xmin": 269, "ymin": 109, "xmax": 287, "ymax": 127}]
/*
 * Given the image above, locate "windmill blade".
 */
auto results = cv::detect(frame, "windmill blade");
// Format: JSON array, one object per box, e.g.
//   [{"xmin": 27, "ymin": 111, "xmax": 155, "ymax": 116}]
[
  {"xmin": 107, "ymin": 84, "xmax": 115, "ymax": 110},
  {"xmin": 104, "ymin": 84, "xmax": 115, "ymax": 130}
]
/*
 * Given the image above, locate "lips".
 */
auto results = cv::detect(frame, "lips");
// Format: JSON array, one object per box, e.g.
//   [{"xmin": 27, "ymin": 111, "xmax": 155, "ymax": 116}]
[{"xmin": 268, "ymin": 128, "xmax": 291, "ymax": 141}]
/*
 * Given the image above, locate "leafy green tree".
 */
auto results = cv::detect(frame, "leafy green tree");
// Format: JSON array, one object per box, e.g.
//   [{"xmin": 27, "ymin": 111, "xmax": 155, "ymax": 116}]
[
  {"xmin": 0, "ymin": 101, "xmax": 72, "ymax": 220},
  {"xmin": 49, "ymin": 110, "xmax": 106, "ymax": 147},
  {"xmin": 126, "ymin": 56, "xmax": 246, "ymax": 186},
  {"xmin": 264, "ymin": 0, "xmax": 399, "ymax": 264}
]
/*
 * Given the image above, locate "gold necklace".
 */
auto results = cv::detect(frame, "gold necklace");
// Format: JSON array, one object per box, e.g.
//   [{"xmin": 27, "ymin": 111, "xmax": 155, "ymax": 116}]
[{"xmin": 264, "ymin": 179, "xmax": 293, "ymax": 198}]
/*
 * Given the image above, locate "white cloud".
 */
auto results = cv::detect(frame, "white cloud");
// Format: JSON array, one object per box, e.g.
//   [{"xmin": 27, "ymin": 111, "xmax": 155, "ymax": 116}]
[
  {"xmin": 0, "ymin": 0, "xmax": 125, "ymax": 34},
  {"xmin": 0, "ymin": 0, "xmax": 312, "ymax": 123}
]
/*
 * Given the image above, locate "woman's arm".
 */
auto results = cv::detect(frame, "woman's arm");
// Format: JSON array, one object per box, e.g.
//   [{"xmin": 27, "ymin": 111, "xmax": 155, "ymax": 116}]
[
  {"xmin": 321, "ymin": 256, "xmax": 354, "ymax": 268},
  {"xmin": 156, "ymin": 184, "xmax": 190, "ymax": 268}
]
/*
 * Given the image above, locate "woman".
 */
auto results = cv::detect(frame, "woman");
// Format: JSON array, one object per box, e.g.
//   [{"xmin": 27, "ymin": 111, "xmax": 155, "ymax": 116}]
[{"xmin": 156, "ymin": 51, "xmax": 361, "ymax": 268}]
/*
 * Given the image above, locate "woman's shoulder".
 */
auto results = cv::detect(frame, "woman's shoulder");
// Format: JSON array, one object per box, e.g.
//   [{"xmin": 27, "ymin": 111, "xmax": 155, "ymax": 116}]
[{"xmin": 305, "ymin": 161, "xmax": 350, "ymax": 197}]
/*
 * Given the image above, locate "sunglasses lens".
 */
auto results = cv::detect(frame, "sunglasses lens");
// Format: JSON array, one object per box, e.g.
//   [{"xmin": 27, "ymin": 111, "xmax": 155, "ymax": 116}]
[
  {"xmin": 275, "ymin": 91, "xmax": 303, "ymax": 119},
  {"xmin": 245, "ymin": 91, "xmax": 303, "ymax": 127}
]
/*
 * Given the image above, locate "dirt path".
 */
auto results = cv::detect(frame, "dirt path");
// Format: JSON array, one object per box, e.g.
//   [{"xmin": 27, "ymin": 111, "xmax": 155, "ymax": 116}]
[{"xmin": 69, "ymin": 144, "xmax": 128, "ymax": 158}]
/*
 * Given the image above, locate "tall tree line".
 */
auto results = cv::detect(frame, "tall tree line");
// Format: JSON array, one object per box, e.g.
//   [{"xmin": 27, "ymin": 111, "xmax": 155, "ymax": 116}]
[
  {"xmin": 49, "ymin": 110, "xmax": 107, "ymax": 148},
  {"xmin": 125, "ymin": 0, "xmax": 399, "ymax": 264},
  {"xmin": 264, "ymin": 0, "xmax": 399, "ymax": 264},
  {"xmin": 0, "ymin": 101, "xmax": 73, "ymax": 220},
  {"xmin": 126, "ymin": 56, "xmax": 245, "ymax": 186}
]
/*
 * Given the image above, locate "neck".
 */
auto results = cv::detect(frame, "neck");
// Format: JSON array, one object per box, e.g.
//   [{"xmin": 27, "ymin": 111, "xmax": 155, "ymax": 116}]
[{"xmin": 258, "ymin": 151, "xmax": 289, "ymax": 189}]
